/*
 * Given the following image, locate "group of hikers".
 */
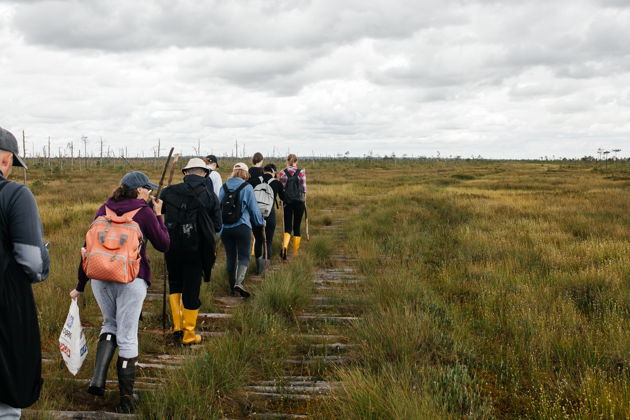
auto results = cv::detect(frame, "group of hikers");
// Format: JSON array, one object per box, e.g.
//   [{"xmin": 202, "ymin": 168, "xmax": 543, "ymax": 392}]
[{"xmin": 0, "ymin": 125, "xmax": 308, "ymax": 417}]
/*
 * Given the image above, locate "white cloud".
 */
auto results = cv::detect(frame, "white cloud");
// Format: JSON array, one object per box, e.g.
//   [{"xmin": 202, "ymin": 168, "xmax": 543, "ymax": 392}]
[{"xmin": 0, "ymin": 0, "xmax": 629, "ymax": 159}]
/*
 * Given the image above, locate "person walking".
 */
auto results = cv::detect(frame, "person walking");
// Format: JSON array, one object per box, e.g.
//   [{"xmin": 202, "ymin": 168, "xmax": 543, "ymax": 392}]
[
  {"xmin": 250, "ymin": 163, "xmax": 283, "ymax": 273},
  {"xmin": 204, "ymin": 155, "xmax": 222, "ymax": 198},
  {"xmin": 0, "ymin": 127, "xmax": 50, "ymax": 420},
  {"xmin": 70, "ymin": 171, "xmax": 169, "ymax": 413},
  {"xmin": 160, "ymin": 158, "xmax": 222, "ymax": 345},
  {"xmin": 278, "ymin": 154, "xmax": 307, "ymax": 259},
  {"xmin": 219, "ymin": 163, "xmax": 265, "ymax": 297},
  {"xmin": 248, "ymin": 152, "xmax": 264, "ymax": 182}
]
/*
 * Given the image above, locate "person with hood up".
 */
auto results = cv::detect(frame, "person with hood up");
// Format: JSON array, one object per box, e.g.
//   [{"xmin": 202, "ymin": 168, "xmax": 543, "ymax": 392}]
[{"xmin": 70, "ymin": 171, "xmax": 169, "ymax": 413}]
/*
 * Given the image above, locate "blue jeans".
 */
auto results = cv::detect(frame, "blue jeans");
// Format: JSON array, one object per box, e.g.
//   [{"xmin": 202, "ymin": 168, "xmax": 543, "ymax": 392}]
[
  {"xmin": 221, "ymin": 224, "xmax": 251, "ymax": 274},
  {"xmin": 91, "ymin": 278, "xmax": 147, "ymax": 358}
]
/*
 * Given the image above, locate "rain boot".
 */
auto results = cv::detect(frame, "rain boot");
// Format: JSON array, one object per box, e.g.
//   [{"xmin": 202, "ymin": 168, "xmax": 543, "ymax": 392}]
[
  {"xmin": 182, "ymin": 308, "xmax": 202, "ymax": 344},
  {"xmin": 233, "ymin": 264, "xmax": 250, "ymax": 298},
  {"xmin": 87, "ymin": 333, "xmax": 117, "ymax": 396},
  {"xmin": 228, "ymin": 270, "xmax": 236, "ymax": 295},
  {"xmin": 292, "ymin": 236, "xmax": 302, "ymax": 256},
  {"xmin": 256, "ymin": 257, "xmax": 266, "ymax": 275},
  {"xmin": 117, "ymin": 356, "xmax": 137, "ymax": 414},
  {"xmin": 281, "ymin": 233, "xmax": 291, "ymax": 260},
  {"xmin": 169, "ymin": 293, "xmax": 183, "ymax": 343}
]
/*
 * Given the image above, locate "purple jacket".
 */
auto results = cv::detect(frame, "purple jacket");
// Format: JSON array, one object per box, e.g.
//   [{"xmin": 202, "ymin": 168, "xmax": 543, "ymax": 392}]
[{"xmin": 76, "ymin": 198, "xmax": 170, "ymax": 292}]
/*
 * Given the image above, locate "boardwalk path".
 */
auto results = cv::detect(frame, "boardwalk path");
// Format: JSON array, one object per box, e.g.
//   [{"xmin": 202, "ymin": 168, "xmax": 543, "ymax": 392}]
[{"xmin": 26, "ymin": 213, "xmax": 361, "ymax": 419}]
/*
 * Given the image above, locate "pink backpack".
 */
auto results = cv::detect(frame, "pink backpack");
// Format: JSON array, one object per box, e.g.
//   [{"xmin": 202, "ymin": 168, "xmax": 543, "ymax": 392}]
[{"xmin": 81, "ymin": 207, "xmax": 143, "ymax": 283}]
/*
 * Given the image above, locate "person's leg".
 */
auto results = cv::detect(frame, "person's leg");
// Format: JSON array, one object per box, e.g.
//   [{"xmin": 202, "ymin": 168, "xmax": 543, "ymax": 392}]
[
  {"xmin": 265, "ymin": 208, "xmax": 276, "ymax": 259},
  {"xmin": 115, "ymin": 278, "xmax": 147, "ymax": 359},
  {"xmin": 91, "ymin": 279, "xmax": 118, "ymax": 336},
  {"xmin": 282, "ymin": 204, "xmax": 293, "ymax": 259},
  {"xmin": 114, "ymin": 278, "xmax": 147, "ymax": 413},
  {"xmin": 165, "ymin": 253, "xmax": 183, "ymax": 339},
  {"xmin": 221, "ymin": 229, "xmax": 237, "ymax": 291},
  {"xmin": 234, "ymin": 225, "xmax": 252, "ymax": 297},
  {"xmin": 253, "ymin": 225, "xmax": 264, "ymax": 258},
  {"xmin": 0, "ymin": 403, "xmax": 20, "ymax": 419},
  {"xmin": 181, "ymin": 258, "xmax": 203, "ymax": 344},
  {"xmin": 88, "ymin": 280, "xmax": 118, "ymax": 396},
  {"xmin": 292, "ymin": 202, "xmax": 305, "ymax": 255},
  {"xmin": 253, "ymin": 225, "xmax": 265, "ymax": 274}
]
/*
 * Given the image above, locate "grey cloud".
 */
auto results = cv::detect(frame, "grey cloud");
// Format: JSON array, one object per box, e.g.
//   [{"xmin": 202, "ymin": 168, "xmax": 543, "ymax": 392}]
[{"xmin": 10, "ymin": 0, "xmax": 460, "ymax": 51}]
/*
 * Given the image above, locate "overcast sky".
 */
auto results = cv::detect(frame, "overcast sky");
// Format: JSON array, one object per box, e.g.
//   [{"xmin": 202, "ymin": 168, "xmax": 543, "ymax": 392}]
[{"xmin": 1, "ymin": 0, "xmax": 629, "ymax": 159}]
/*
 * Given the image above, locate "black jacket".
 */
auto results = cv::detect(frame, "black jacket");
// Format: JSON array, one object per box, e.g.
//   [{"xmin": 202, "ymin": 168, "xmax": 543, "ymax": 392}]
[
  {"xmin": 160, "ymin": 175, "xmax": 221, "ymax": 281},
  {"xmin": 0, "ymin": 175, "xmax": 50, "ymax": 408}
]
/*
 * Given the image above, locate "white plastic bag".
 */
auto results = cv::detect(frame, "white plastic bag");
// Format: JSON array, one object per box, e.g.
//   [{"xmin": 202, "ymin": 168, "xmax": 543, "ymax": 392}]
[{"xmin": 59, "ymin": 299, "xmax": 88, "ymax": 375}]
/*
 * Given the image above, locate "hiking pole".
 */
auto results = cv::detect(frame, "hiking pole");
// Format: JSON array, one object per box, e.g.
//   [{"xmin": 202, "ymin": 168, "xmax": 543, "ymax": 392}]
[
  {"xmin": 304, "ymin": 203, "xmax": 310, "ymax": 241},
  {"xmin": 161, "ymin": 153, "xmax": 179, "ymax": 333}
]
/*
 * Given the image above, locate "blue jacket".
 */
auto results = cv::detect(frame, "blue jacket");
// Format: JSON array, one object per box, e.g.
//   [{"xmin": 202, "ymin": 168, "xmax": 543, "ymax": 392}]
[{"xmin": 219, "ymin": 177, "xmax": 265, "ymax": 230}]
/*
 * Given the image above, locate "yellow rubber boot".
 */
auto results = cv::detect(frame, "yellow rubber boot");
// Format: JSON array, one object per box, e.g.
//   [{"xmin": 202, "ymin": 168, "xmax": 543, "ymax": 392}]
[
  {"xmin": 281, "ymin": 233, "xmax": 291, "ymax": 260},
  {"xmin": 168, "ymin": 294, "xmax": 183, "ymax": 333},
  {"xmin": 182, "ymin": 308, "xmax": 202, "ymax": 344},
  {"xmin": 292, "ymin": 236, "xmax": 302, "ymax": 256}
]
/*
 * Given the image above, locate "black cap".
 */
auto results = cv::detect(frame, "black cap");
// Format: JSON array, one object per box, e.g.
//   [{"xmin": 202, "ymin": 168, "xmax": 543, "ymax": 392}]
[
  {"xmin": 0, "ymin": 127, "xmax": 27, "ymax": 169},
  {"xmin": 205, "ymin": 154, "xmax": 219, "ymax": 168}
]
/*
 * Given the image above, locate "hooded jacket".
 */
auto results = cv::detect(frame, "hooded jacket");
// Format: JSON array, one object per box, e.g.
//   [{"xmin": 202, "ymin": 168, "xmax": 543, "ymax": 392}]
[{"xmin": 76, "ymin": 197, "xmax": 170, "ymax": 292}]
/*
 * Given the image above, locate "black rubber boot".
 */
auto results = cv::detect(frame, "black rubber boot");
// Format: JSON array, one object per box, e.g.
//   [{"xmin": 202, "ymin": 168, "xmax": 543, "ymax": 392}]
[
  {"xmin": 228, "ymin": 271, "xmax": 236, "ymax": 295},
  {"xmin": 117, "ymin": 356, "xmax": 137, "ymax": 414},
  {"xmin": 87, "ymin": 333, "xmax": 117, "ymax": 396},
  {"xmin": 255, "ymin": 257, "xmax": 266, "ymax": 275}
]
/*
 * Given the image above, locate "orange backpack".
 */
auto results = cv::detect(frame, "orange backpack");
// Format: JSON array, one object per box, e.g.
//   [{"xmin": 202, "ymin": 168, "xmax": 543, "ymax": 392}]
[{"xmin": 81, "ymin": 207, "xmax": 144, "ymax": 283}]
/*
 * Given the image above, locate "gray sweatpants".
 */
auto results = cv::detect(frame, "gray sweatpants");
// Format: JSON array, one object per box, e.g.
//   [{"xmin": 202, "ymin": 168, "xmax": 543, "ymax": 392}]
[
  {"xmin": 92, "ymin": 278, "xmax": 147, "ymax": 358},
  {"xmin": 0, "ymin": 402, "xmax": 20, "ymax": 419}
]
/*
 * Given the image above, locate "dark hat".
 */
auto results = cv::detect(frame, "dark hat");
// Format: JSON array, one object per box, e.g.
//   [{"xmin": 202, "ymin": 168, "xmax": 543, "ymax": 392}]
[
  {"xmin": 121, "ymin": 171, "xmax": 158, "ymax": 190},
  {"xmin": 0, "ymin": 127, "xmax": 27, "ymax": 169},
  {"xmin": 205, "ymin": 154, "xmax": 219, "ymax": 168}
]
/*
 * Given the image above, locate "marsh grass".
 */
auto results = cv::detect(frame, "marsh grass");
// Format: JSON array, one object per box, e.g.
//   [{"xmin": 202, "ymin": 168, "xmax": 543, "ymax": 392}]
[{"xmin": 15, "ymin": 158, "xmax": 630, "ymax": 417}]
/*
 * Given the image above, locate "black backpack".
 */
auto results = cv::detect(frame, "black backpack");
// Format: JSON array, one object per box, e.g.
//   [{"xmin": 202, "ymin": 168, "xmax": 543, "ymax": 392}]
[
  {"xmin": 221, "ymin": 183, "xmax": 248, "ymax": 224},
  {"xmin": 283, "ymin": 168, "xmax": 305, "ymax": 204},
  {"xmin": 162, "ymin": 183, "xmax": 216, "ymax": 255}
]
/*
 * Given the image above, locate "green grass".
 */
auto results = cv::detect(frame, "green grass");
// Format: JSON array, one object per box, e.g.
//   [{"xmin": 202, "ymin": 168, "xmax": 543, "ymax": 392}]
[{"xmin": 13, "ymin": 157, "xmax": 630, "ymax": 417}]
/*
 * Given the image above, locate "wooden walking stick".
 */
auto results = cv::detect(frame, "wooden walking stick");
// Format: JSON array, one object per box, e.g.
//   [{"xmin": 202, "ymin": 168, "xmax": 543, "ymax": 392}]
[
  {"xmin": 156, "ymin": 147, "xmax": 174, "ymax": 199},
  {"xmin": 157, "ymin": 150, "xmax": 176, "ymax": 332}
]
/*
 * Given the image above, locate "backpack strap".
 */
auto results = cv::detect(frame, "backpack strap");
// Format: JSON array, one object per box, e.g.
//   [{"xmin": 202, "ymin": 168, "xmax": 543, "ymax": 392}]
[{"xmin": 259, "ymin": 176, "xmax": 264, "ymax": 184}]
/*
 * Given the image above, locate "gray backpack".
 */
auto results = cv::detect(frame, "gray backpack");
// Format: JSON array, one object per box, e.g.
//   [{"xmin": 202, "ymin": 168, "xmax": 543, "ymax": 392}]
[{"xmin": 253, "ymin": 177, "xmax": 275, "ymax": 218}]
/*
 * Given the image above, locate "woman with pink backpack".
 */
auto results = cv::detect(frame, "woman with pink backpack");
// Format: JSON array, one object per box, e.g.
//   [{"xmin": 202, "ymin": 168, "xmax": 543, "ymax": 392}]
[{"xmin": 69, "ymin": 171, "xmax": 170, "ymax": 413}]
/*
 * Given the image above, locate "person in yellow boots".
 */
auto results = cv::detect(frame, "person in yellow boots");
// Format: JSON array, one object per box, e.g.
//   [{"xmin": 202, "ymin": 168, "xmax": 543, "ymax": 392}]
[
  {"xmin": 278, "ymin": 154, "xmax": 307, "ymax": 259},
  {"xmin": 160, "ymin": 158, "xmax": 222, "ymax": 344}
]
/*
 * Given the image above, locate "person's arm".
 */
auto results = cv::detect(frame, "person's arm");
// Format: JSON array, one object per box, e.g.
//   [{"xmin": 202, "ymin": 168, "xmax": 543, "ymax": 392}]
[
  {"xmin": 212, "ymin": 173, "xmax": 222, "ymax": 198},
  {"xmin": 139, "ymin": 206, "xmax": 170, "ymax": 252},
  {"xmin": 300, "ymin": 168, "xmax": 307, "ymax": 195},
  {"xmin": 207, "ymin": 191, "xmax": 222, "ymax": 233},
  {"xmin": 7, "ymin": 185, "xmax": 49, "ymax": 283},
  {"xmin": 244, "ymin": 186, "xmax": 265, "ymax": 226}
]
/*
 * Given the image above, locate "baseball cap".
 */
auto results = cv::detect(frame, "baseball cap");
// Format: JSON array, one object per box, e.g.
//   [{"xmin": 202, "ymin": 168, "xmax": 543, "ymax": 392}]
[
  {"xmin": 182, "ymin": 158, "xmax": 210, "ymax": 174},
  {"xmin": 233, "ymin": 162, "xmax": 248, "ymax": 171},
  {"xmin": 121, "ymin": 171, "xmax": 158, "ymax": 190},
  {"xmin": 0, "ymin": 127, "xmax": 28, "ymax": 169},
  {"xmin": 205, "ymin": 154, "xmax": 219, "ymax": 168}
]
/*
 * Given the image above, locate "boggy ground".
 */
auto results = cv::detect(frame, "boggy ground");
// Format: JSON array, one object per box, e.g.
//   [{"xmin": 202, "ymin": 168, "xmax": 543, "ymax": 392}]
[{"xmin": 15, "ymin": 158, "xmax": 630, "ymax": 419}]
